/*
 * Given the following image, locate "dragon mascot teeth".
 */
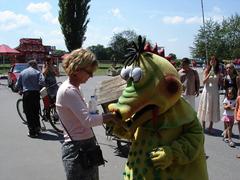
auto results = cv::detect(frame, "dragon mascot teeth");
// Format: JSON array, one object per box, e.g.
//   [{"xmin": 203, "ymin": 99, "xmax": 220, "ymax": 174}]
[{"xmin": 108, "ymin": 36, "xmax": 208, "ymax": 180}]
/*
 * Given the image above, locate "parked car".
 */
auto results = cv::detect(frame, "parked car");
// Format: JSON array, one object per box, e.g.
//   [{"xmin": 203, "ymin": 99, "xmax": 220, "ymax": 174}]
[{"xmin": 8, "ymin": 63, "xmax": 28, "ymax": 92}]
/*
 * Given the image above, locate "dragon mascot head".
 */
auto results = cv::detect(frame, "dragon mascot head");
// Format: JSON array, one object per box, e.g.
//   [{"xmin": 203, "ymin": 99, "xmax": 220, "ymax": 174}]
[{"xmin": 108, "ymin": 36, "xmax": 208, "ymax": 180}]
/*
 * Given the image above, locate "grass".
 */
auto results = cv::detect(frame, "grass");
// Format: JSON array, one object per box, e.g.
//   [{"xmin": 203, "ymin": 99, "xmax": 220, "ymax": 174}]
[
  {"xmin": 0, "ymin": 63, "xmax": 123, "ymax": 76},
  {"xmin": 95, "ymin": 63, "xmax": 122, "ymax": 76},
  {"xmin": 0, "ymin": 64, "xmax": 10, "ymax": 75},
  {"xmin": 95, "ymin": 63, "xmax": 112, "ymax": 76}
]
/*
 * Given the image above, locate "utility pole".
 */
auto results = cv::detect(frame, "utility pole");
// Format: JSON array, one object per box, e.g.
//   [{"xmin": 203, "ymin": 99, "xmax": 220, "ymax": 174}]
[{"xmin": 201, "ymin": 0, "xmax": 208, "ymax": 61}]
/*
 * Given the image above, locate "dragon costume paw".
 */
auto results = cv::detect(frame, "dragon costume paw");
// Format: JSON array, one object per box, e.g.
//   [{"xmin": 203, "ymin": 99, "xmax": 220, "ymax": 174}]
[{"xmin": 150, "ymin": 146, "xmax": 173, "ymax": 170}]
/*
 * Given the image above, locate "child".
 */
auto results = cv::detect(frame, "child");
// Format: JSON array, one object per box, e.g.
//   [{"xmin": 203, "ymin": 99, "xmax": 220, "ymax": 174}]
[{"xmin": 222, "ymin": 87, "xmax": 236, "ymax": 147}]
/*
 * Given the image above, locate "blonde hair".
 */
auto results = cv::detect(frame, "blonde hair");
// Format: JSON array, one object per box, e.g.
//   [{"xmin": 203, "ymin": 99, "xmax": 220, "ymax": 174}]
[{"xmin": 62, "ymin": 48, "xmax": 97, "ymax": 76}]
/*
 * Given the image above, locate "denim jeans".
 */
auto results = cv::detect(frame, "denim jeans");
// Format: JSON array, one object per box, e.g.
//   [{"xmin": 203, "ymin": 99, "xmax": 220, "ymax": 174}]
[{"xmin": 62, "ymin": 138, "xmax": 99, "ymax": 180}]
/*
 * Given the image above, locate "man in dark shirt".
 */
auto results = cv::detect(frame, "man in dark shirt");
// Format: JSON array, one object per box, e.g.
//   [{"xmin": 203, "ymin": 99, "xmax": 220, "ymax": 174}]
[{"xmin": 16, "ymin": 60, "xmax": 45, "ymax": 137}]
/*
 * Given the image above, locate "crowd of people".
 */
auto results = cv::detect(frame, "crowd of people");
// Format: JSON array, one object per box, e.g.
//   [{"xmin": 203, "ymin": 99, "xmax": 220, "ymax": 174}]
[
  {"xmin": 15, "ymin": 49, "xmax": 240, "ymax": 179},
  {"xmin": 178, "ymin": 56, "xmax": 240, "ymax": 158}
]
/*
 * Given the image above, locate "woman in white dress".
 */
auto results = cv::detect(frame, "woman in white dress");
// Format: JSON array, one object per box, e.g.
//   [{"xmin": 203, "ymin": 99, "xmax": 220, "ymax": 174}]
[{"xmin": 198, "ymin": 56, "xmax": 221, "ymax": 134}]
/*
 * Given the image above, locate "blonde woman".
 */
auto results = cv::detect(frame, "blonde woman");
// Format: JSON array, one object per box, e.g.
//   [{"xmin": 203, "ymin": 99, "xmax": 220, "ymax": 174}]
[{"xmin": 56, "ymin": 48, "xmax": 119, "ymax": 180}]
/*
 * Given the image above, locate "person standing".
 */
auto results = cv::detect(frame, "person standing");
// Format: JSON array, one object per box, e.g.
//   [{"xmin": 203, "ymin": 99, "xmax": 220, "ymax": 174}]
[
  {"xmin": 42, "ymin": 56, "xmax": 59, "ymax": 101},
  {"xmin": 222, "ymin": 63, "xmax": 238, "ymax": 136},
  {"xmin": 178, "ymin": 57, "xmax": 200, "ymax": 110},
  {"xmin": 222, "ymin": 87, "xmax": 236, "ymax": 147},
  {"xmin": 223, "ymin": 63, "xmax": 238, "ymax": 98},
  {"xmin": 56, "ymin": 48, "xmax": 120, "ymax": 180},
  {"xmin": 16, "ymin": 60, "xmax": 45, "ymax": 138},
  {"xmin": 197, "ymin": 56, "xmax": 221, "ymax": 134}
]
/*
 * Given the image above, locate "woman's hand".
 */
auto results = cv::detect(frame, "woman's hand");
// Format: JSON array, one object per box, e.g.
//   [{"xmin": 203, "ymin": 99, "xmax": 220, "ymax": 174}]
[{"xmin": 102, "ymin": 112, "xmax": 122, "ymax": 124}]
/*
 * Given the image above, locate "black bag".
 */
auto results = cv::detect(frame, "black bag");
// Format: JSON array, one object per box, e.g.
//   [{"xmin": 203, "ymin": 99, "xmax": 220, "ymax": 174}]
[
  {"xmin": 58, "ymin": 116, "xmax": 106, "ymax": 169},
  {"xmin": 79, "ymin": 145, "xmax": 105, "ymax": 169}
]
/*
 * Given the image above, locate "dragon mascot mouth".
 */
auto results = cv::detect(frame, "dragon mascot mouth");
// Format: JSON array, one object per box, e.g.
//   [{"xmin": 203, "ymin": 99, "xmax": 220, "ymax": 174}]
[{"xmin": 108, "ymin": 36, "xmax": 208, "ymax": 180}]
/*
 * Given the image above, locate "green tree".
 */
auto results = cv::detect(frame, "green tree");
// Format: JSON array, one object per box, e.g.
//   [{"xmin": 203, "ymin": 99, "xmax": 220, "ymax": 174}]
[
  {"xmin": 51, "ymin": 49, "xmax": 67, "ymax": 56},
  {"xmin": 222, "ymin": 14, "xmax": 240, "ymax": 59},
  {"xmin": 88, "ymin": 44, "xmax": 114, "ymax": 61},
  {"xmin": 168, "ymin": 53, "xmax": 177, "ymax": 60},
  {"xmin": 59, "ymin": 0, "xmax": 90, "ymax": 51},
  {"xmin": 191, "ymin": 14, "xmax": 240, "ymax": 60},
  {"xmin": 109, "ymin": 30, "xmax": 139, "ymax": 62}
]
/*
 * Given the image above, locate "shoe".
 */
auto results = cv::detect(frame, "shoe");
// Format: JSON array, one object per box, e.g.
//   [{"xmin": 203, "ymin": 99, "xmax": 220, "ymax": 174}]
[
  {"xmin": 236, "ymin": 154, "xmax": 240, "ymax": 159},
  {"xmin": 223, "ymin": 138, "xmax": 229, "ymax": 143},
  {"xmin": 229, "ymin": 141, "xmax": 235, "ymax": 147},
  {"xmin": 27, "ymin": 132, "xmax": 38, "ymax": 138},
  {"xmin": 36, "ymin": 127, "xmax": 41, "ymax": 134}
]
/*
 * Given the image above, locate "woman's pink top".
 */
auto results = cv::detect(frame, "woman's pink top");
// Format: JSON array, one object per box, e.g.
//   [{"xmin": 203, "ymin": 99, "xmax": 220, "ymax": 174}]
[{"xmin": 56, "ymin": 79, "xmax": 103, "ymax": 142}]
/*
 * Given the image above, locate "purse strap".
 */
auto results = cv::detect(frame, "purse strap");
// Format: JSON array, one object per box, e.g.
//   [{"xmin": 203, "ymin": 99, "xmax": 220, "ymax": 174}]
[{"xmin": 58, "ymin": 117, "xmax": 73, "ymax": 141}]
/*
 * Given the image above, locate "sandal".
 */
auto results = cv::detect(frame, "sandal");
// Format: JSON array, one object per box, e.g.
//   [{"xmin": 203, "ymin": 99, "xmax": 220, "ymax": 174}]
[
  {"xmin": 223, "ymin": 138, "xmax": 229, "ymax": 143},
  {"xmin": 229, "ymin": 141, "xmax": 235, "ymax": 147}
]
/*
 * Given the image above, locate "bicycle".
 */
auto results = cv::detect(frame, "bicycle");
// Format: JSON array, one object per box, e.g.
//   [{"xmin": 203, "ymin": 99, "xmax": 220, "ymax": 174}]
[{"xmin": 16, "ymin": 82, "xmax": 63, "ymax": 133}]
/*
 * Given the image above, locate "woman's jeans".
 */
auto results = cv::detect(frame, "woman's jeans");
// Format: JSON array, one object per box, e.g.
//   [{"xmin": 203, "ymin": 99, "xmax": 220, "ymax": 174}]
[{"xmin": 62, "ymin": 138, "xmax": 99, "ymax": 180}]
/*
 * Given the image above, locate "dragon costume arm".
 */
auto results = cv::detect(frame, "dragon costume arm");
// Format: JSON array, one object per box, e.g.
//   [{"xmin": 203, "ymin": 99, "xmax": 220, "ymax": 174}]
[
  {"xmin": 171, "ymin": 117, "xmax": 204, "ymax": 164},
  {"xmin": 151, "ymin": 117, "xmax": 204, "ymax": 169}
]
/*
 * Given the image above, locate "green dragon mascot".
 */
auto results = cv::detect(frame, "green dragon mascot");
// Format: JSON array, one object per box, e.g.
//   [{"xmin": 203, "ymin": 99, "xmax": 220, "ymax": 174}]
[{"xmin": 108, "ymin": 36, "xmax": 208, "ymax": 180}]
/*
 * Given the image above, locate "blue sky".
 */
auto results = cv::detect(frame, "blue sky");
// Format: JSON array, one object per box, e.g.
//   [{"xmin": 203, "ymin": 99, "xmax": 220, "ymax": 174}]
[{"xmin": 0, "ymin": 0, "xmax": 239, "ymax": 58}]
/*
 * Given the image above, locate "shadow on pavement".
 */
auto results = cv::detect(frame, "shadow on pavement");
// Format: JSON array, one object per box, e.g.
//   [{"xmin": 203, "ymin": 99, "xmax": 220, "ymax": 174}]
[
  {"xmin": 37, "ymin": 131, "xmax": 64, "ymax": 142},
  {"xmin": 204, "ymin": 128, "xmax": 223, "ymax": 137}
]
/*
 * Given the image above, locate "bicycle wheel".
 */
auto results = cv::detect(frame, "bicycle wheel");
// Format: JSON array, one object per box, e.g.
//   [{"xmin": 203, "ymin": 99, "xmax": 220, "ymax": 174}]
[
  {"xmin": 16, "ymin": 98, "xmax": 27, "ymax": 124},
  {"xmin": 48, "ymin": 107, "xmax": 63, "ymax": 133}
]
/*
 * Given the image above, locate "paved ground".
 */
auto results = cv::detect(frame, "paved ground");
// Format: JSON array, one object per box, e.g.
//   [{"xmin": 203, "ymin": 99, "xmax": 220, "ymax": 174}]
[{"xmin": 0, "ymin": 71, "xmax": 240, "ymax": 180}]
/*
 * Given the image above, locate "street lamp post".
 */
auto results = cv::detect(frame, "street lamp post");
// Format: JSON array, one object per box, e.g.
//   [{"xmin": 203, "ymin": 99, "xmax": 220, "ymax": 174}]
[{"xmin": 201, "ymin": 0, "xmax": 208, "ymax": 61}]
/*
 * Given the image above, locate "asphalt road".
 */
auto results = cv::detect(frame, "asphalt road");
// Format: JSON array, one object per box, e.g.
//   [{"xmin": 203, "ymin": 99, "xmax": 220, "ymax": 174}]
[{"xmin": 0, "ymin": 73, "xmax": 239, "ymax": 180}]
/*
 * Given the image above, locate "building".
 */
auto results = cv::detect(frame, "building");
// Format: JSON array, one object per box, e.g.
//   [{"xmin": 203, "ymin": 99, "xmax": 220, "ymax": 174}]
[{"xmin": 15, "ymin": 38, "xmax": 56, "ymax": 63}]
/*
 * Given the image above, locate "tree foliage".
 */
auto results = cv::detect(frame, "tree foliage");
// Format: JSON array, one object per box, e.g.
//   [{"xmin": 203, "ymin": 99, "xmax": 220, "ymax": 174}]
[
  {"xmin": 191, "ymin": 14, "xmax": 240, "ymax": 60},
  {"xmin": 109, "ymin": 30, "xmax": 139, "ymax": 62},
  {"xmin": 168, "ymin": 53, "xmax": 177, "ymax": 60},
  {"xmin": 88, "ymin": 45, "xmax": 113, "ymax": 61},
  {"xmin": 59, "ymin": 0, "xmax": 90, "ymax": 51}
]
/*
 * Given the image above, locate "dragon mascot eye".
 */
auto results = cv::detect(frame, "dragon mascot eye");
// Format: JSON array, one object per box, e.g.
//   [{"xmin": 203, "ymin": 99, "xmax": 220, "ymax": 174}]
[{"xmin": 107, "ymin": 36, "xmax": 208, "ymax": 180}]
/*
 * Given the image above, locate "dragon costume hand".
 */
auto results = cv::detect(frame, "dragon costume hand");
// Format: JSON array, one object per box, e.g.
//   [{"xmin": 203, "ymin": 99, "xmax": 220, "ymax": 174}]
[{"xmin": 150, "ymin": 146, "xmax": 173, "ymax": 170}]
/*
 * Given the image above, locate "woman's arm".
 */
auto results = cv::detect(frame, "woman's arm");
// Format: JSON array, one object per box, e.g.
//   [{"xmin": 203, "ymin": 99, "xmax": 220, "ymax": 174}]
[
  {"xmin": 202, "ymin": 70, "xmax": 210, "ymax": 84},
  {"xmin": 234, "ymin": 97, "xmax": 239, "ymax": 119},
  {"xmin": 42, "ymin": 63, "xmax": 49, "ymax": 76},
  {"xmin": 53, "ymin": 65, "xmax": 60, "ymax": 76}
]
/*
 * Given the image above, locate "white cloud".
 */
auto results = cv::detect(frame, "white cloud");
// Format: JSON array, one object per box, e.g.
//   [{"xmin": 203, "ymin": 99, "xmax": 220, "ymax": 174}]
[
  {"xmin": 109, "ymin": 8, "xmax": 123, "ymax": 19},
  {"xmin": 26, "ymin": 2, "xmax": 58, "ymax": 24},
  {"xmin": 26, "ymin": 2, "xmax": 51, "ymax": 13},
  {"xmin": 185, "ymin": 16, "xmax": 202, "ymax": 24},
  {"xmin": 31, "ymin": 28, "xmax": 66, "ymax": 50},
  {"xmin": 45, "ymin": 38, "xmax": 65, "ymax": 49},
  {"xmin": 208, "ymin": 6, "xmax": 224, "ymax": 22},
  {"xmin": 0, "ymin": 10, "xmax": 31, "ymax": 31},
  {"xmin": 42, "ymin": 12, "xmax": 59, "ymax": 24},
  {"xmin": 33, "ymin": 30, "xmax": 45, "ymax": 37},
  {"xmin": 50, "ymin": 30, "xmax": 62, "ymax": 36},
  {"xmin": 168, "ymin": 38, "xmax": 178, "ymax": 42},
  {"xmin": 208, "ymin": 15, "xmax": 224, "ymax": 22},
  {"xmin": 112, "ymin": 27, "xmax": 124, "ymax": 34},
  {"xmin": 162, "ymin": 16, "xmax": 184, "ymax": 24},
  {"xmin": 162, "ymin": 15, "xmax": 203, "ymax": 25}
]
